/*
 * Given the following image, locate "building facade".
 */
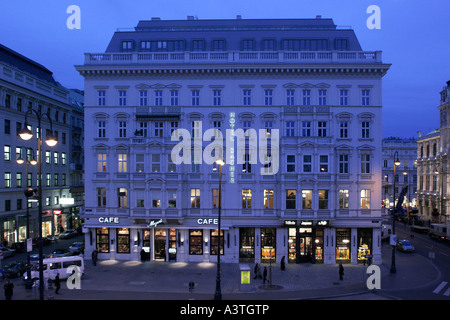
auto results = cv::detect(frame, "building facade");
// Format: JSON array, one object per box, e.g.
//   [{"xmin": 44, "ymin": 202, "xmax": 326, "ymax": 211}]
[
  {"xmin": 77, "ymin": 17, "xmax": 390, "ymax": 265},
  {"xmin": 416, "ymin": 81, "xmax": 450, "ymax": 224},
  {"xmin": 381, "ymin": 137, "xmax": 418, "ymax": 214},
  {"xmin": 0, "ymin": 44, "xmax": 82, "ymax": 244}
]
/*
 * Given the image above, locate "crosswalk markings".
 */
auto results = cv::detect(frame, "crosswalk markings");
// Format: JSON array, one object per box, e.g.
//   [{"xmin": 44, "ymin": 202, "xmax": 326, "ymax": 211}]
[{"xmin": 433, "ymin": 281, "xmax": 448, "ymax": 294}]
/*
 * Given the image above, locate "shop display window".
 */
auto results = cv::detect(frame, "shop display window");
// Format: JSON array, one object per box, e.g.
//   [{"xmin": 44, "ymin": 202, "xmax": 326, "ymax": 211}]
[
  {"xmin": 336, "ymin": 228, "xmax": 351, "ymax": 261},
  {"xmin": 210, "ymin": 229, "xmax": 224, "ymax": 255},
  {"xmin": 189, "ymin": 229, "xmax": 203, "ymax": 255},
  {"xmin": 261, "ymin": 228, "xmax": 276, "ymax": 262},
  {"xmin": 239, "ymin": 228, "xmax": 254, "ymax": 260},
  {"xmin": 117, "ymin": 228, "xmax": 130, "ymax": 253},
  {"xmin": 96, "ymin": 228, "xmax": 109, "ymax": 253}
]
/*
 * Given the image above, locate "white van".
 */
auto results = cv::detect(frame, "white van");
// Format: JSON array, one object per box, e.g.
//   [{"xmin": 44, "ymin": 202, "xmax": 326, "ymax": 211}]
[{"xmin": 23, "ymin": 255, "xmax": 85, "ymax": 281}]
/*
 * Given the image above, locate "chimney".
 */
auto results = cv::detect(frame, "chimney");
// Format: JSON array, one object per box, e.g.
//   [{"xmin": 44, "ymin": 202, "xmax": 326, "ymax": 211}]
[
  {"xmin": 151, "ymin": 17, "xmax": 161, "ymax": 21},
  {"xmin": 236, "ymin": 15, "xmax": 242, "ymax": 20},
  {"xmin": 316, "ymin": 15, "xmax": 322, "ymax": 19},
  {"xmin": 187, "ymin": 16, "xmax": 195, "ymax": 20}
]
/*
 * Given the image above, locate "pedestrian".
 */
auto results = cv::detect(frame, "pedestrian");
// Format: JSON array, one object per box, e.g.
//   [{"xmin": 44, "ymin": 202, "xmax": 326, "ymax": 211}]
[
  {"xmin": 140, "ymin": 249, "xmax": 146, "ymax": 262},
  {"xmin": 263, "ymin": 266, "xmax": 268, "ymax": 284},
  {"xmin": 92, "ymin": 249, "xmax": 98, "ymax": 266},
  {"xmin": 253, "ymin": 263, "xmax": 259, "ymax": 279},
  {"xmin": 339, "ymin": 262, "xmax": 344, "ymax": 281},
  {"xmin": 280, "ymin": 256, "xmax": 286, "ymax": 271},
  {"xmin": 54, "ymin": 273, "xmax": 61, "ymax": 294},
  {"xmin": 3, "ymin": 280, "xmax": 14, "ymax": 300}
]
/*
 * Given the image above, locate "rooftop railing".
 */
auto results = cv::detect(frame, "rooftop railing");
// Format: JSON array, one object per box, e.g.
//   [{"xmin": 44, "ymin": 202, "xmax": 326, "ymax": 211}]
[{"xmin": 84, "ymin": 50, "xmax": 382, "ymax": 65}]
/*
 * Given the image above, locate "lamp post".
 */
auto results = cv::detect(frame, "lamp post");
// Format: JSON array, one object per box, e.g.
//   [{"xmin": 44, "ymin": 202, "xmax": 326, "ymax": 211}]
[
  {"xmin": 390, "ymin": 151, "xmax": 400, "ymax": 274},
  {"xmin": 16, "ymin": 147, "xmax": 37, "ymax": 288},
  {"xmin": 214, "ymin": 159, "xmax": 224, "ymax": 300},
  {"xmin": 19, "ymin": 110, "xmax": 58, "ymax": 300}
]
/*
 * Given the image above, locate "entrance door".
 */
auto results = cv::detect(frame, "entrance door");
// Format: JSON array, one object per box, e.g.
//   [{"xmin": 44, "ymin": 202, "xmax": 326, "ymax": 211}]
[
  {"xmin": 298, "ymin": 236, "xmax": 312, "ymax": 263},
  {"xmin": 154, "ymin": 229, "xmax": 166, "ymax": 261}
]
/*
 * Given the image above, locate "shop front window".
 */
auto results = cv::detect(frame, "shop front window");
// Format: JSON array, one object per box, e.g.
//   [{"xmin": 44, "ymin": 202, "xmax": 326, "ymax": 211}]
[
  {"xmin": 315, "ymin": 229, "xmax": 324, "ymax": 262},
  {"xmin": 357, "ymin": 228, "xmax": 372, "ymax": 261},
  {"xmin": 96, "ymin": 228, "xmax": 110, "ymax": 253},
  {"xmin": 261, "ymin": 228, "xmax": 276, "ymax": 262},
  {"xmin": 189, "ymin": 229, "xmax": 203, "ymax": 255},
  {"xmin": 288, "ymin": 228, "xmax": 296, "ymax": 262},
  {"xmin": 239, "ymin": 228, "xmax": 254, "ymax": 260},
  {"xmin": 117, "ymin": 228, "xmax": 130, "ymax": 253},
  {"xmin": 210, "ymin": 229, "xmax": 224, "ymax": 255},
  {"xmin": 336, "ymin": 228, "xmax": 351, "ymax": 261}
]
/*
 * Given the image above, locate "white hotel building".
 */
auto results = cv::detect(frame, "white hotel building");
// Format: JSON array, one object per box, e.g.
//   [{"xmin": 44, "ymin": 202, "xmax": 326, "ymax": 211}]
[{"xmin": 76, "ymin": 17, "xmax": 390, "ymax": 265}]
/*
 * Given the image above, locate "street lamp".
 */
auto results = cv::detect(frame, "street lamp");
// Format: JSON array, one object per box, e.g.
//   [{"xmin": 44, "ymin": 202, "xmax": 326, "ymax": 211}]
[
  {"xmin": 18, "ymin": 110, "xmax": 58, "ymax": 300},
  {"xmin": 16, "ymin": 147, "xmax": 37, "ymax": 288},
  {"xmin": 214, "ymin": 158, "xmax": 224, "ymax": 300},
  {"xmin": 390, "ymin": 151, "xmax": 400, "ymax": 274}
]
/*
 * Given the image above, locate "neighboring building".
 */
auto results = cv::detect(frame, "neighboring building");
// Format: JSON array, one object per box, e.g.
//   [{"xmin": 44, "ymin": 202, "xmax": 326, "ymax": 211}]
[
  {"xmin": 76, "ymin": 17, "xmax": 390, "ymax": 265},
  {"xmin": 381, "ymin": 137, "xmax": 417, "ymax": 215},
  {"xmin": 0, "ymin": 43, "xmax": 83, "ymax": 244},
  {"xmin": 416, "ymin": 81, "xmax": 450, "ymax": 224}
]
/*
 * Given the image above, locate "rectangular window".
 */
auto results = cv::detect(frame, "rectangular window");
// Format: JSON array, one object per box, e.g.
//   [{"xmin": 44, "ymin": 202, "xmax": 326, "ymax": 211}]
[
  {"xmin": 168, "ymin": 190, "xmax": 177, "ymax": 208},
  {"xmin": 286, "ymin": 89, "xmax": 295, "ymax": 106},
  {"xmin": 151, "ymin": 154, "xmax": 160, "ymax": 172},
  {"xmin": 189, "ymin": 230, "xmax": 203, "ymax": 255},
  {"xmin": 16, "ymin": 173, "xmax": 22, "ymax": 188},
  {"xmin": 302, "ymin": 190, "xmax": 313, "ymax": 209},
  {"xmin": 264, "ymin": 189, "xmax": 274, "ymax": 209},
  {"xmin": 61, "ymin": 153, "xmax": 66, "ymax": 165},
  {"xmin": 118, "ymin": 188, "xmax": 127, "ymax": 208},
  {"xmin": 287, "ymin": 155, "xmax": 296, "ymax": 172},
  {"xmin": 286, "ymin": 190, "xmax": 296, "ymax": 209},
  {"xmin": 318, "ymin": 121, "xmax": 327, "ymax": 137},
  {"xmin": 360, "ymin": 189, "xmax": 371, "ymax": 209},
  {"xmin": 190, "ymin": 188, "xmax": 200, "ymax": 208},
  {"xmin": 62, "ymin": 174, "xmax": 66, "ymax": 186},
  {"xmin": 118, "ymin": 90, "xmax": 127, "ymax": 106},
  {"xmin": 118, "ymin": 154, "xmax": 127, "ymax": 172},
  {"xmin": 286, "ymin": 121, "xmax": 295, "ymax": 137},
  {"xmin": 98, "ymin": 121, "xmax": 106, "ymax": 138},
  {"xmin": 339, "ymin": 121, "xmax": 349, "ymax": 138},
  {"xmin": 170, "ymin": 90, "xmax": 179, "ymax": 106},
  {"xmin": 168, "ymin": 154, "xmax": 176, "ymax": 173},
  {"xmin": 139, "ymin": 91, "xmax": 148, "ymax": 106},
  {"xmin": 118, "ymin": 121, "xmax": 127, "ymax": 138},
  {"xmin": 212, "ymin": 40, "xmax": 225, "ymax": 51},
  {"xmin": 155, "ymin": 91, "xmax": 163, "ymax": 106},
  {"xmin": 362, "ymin": 121, "xmax": 370, "ymax": 138},
  {"xmin": 46, "ymin": 173, "xmax": 51, "ymax": 187},
  {"xmin": 339, "ymin": 189, "xmax": 349, "ymax": 209},
  {"xmin": 191, "ymin": 90, "xmax": 200, "ymax": 106},
  {"xmin": 264, "ymin": 89, "xmax": 273, "ymax": 106},
  {"xmin": 135, "ymin": 154, "xmax": 144, "ymax": 172},
  {"xmin": 243, "ymin": 89, "xmax": 252, "ymax": 106},
  {"xmin": 302, "ymin": 90, "xmax": 311, "ymax": 106},
  {"xmin": 213, "ymin": 90, "xmax": 222, "ymax": 106},
  {"xmin": 242, "ymin": 189, "xmax": 252, "ymax": 209},
  {"xmin": 54, "ymin": 174, "xmax": 59, "ymax": 186},
  {"xmin": 170, "ymin": 121, "xmax": 179, "ymax": 137},
  {"xmin": 117, "ymin": 228, "xmax": 130, "ymax": 254},
  {"xmin": 318, "ymin": 90, "xmax": 327, "ymax": 105},
  {"xmin": 53, "ymin": 152, "xmax": 59, "ymax": 165},
  {"xmin": 4, "ymin": 145, "xmax": 11, "ymax": 161},
  {"xmin": 152, "ymin": 190, "xmax": 161, "ymax": 208},
  {"xmin": 98, "ymin": 154, "xmax": 107, "ymax": 172},
  {"xmin": 340, "ymin": 89, "xmax": 348, "ymax": 106},
  {"xmin": 242, "ymin": 153, "xmax": 252, "ymax": 173},
  {"xmin": 212, "ymin": 189, "xmax": 219, "ymax": 209},
  {"xmin": 362, "ymin": 89, "xmax": 370, "ymax": 106},
  {"xmin": 303, "ymin": 155, "xmax": 312, "ymax": 172},
  {"xmin": 302, "ymin": 121, "xmax": 311, "ymax": 137},
  {"xmin": 98, "ymin": 90, "xmax": 106, "ymax": 106},
  {"xmin": 318, "ymin": 190, "xmax": 328, "ymax": 209},
  {"xmin": 4, "ymin": 119, "xmax": 10, "ymax": 134},
  {"xmin": 361, "ymin": 154, "xmax": 371, "ymax": 174},
  {"xmin": 138, "ymin": 122, "xmax": 148, "ymax": 137},
  {"xmin": 339, "ymin": 154, "xmax": 349, "ymax": 174},
  {"xmin": 96, "ymin": 228, "xmax": 109, "ymax": 253},
  {"xmin": 319, "ymin": 155, "xmax": 328, "ymax": 172},
  {"xmin": 210, "ymin": 229, "xmax": 224, "ymax": 255},
  {"xmin": 264, "ymin": 121, "xmax": 273, "ymax": 138},
  {"xmin": 154, "ymin": 122, "xmax": 163, "ymax": 137},
  {"xmin": 263, "ymin": 39, "xmax": 275, "ymax": 51}
]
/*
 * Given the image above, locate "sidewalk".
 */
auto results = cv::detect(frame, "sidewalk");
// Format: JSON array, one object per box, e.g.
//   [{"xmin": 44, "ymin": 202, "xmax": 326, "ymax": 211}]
[{"xmin": 6, "ymin": 244, "xmax": 439, "ymax": 300}]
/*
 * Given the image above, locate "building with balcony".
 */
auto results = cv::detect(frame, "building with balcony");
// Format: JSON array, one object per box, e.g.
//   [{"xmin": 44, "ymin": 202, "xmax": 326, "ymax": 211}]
[
  {"xmin": 416, "ymin": 81, "xmax": 450, "ymax": 224},
  {"xmin": 0, "ymin": 43, "xmax": 83, "ymax": 244},
  {"xmin": 76, "ymin": 16, "xmax": 390, "ymax": 265}
]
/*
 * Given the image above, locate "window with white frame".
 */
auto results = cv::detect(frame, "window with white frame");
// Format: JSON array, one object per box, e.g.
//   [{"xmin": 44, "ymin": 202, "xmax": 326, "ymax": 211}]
[
  {"xmin": 118, "ymin": 90, "xmax": 127, "ymax": 106},
  {"xmin": 97, "ymin": 188, "xmax": 106, "ymax": 207},
  {"xmin": 168, "ymin": 154, "xmax": 176, "ymax": 173},
  {"xmin": 118, "ymin": 188, "xmax": 128, "ymax": 208},
  {"xmin": 243, "ymin": 89, "xmax": 252, "ymax": 106},
  {"xmin": 61, "ymin": 152, "xmax": 66, "ymax": 165},
  {"xmin": 170, "ymin": 90, "xmax": 179, "ymax": 106},
  {"xmin": 303, "ymin": 155, "xmax": 312, "ymax": 172},
  {"xmin": 154, "ymin": 122, "xmax": 163, "ymax": 137},
  {"xmin": 339, "ymin": 89, "xmax": 348, "ymax": 106},
  {"xmin": 264, "ymin": 89, "xmax": 273, "ymax": 106},
  {"xmin": 191, "ymin": 90, "xmax": 200, "ymax": 106},
  {"xmin": 151, "ymin": 154, "xmax": 160, "ymax": 172},
  {"xmin": 4, "ymin": 145, "xmax": 11, "ymax": 161},
  {"xmin": 302, "ymin": 121, "xmax": 311, "ymax": 137},
  {"xmin": 339, "ymin": 154, "xmax": 349, "ymax": 174},
  {"xmin": 190, "ymin": 188, "xmax": 200, "ymax": 208},
  {"xmin": 264, "ymin": 189, "xmax": 274, "ymax": 209},
  {"xmin": 170, "ymin": 121, "xmax": 179, "ymax": 138},
  {"xmin": 98, "ymin": 121, "xmax": 106, "ymax": 138},
  {"xmin": 319, "ymin": 155, "xmax": 328, "ymax": 172},
  {"xmin": 264, "ymin": 121, "xmax": 273, "ymax": 138},
  {"xmin": 286, "ymin": 89, "xmax": 295, "ymax": 106},
  {"xmin": 361, "ymin": 121, "xmax": 370, "ymax": 138},
  {"xmin": 155, "ymin": 90, "xmax": 163, "ymax": 106},
  {"xmin": 302, "ymin": 89, "xmax": 311, "ymax": 106},
  {"xmin": 362, "ymin": 89, "xmax": 370, "ymax": 106},
  {"xmin": 287, "ymin": 155, "xmax": 296, "ymax": 172},
  {"xmin": 318, "ymin": 89, "xmax": 327, "ymax": 105},
  {"xmin": 242, "ymin": 189, "xmax": 252, "ymax": 208},
  {"xmin": 242, "ymin": 153, "xmax": 252, "ymax": 173},
  {"xmin": 318, "ymin": 121, "xmax": 327, "ymax": 137},
  {"xmin": 286, "ymin": 121, "xmax": 295, "ymax": 136},
  {"xmin": 360, "ymin": 189, "xmax": 371, "ymax": 209},
  {"xmin": 118, "ymin": 154, "xmax": 128, "ymax": 172},
  {"xmin": 98, "ymin": 90, "xmax": 106, "ymax": 106},
  {"xmin": 138, "ymin": 121, "xmax": 148, "ymax": 137},
  {"xmin": 118, "ymin": 121, "xmax": 127, "ymax": 138},
  {"xmin": 135, "ymin": 154, "xmax": 144, "ymax": 172},
  {"xmin": 360, "ymin": 154, "xmax": 371, "ymax": 173},
  {"xmin": 339, "ymin": 189, "xmax": 349, "ymax": 209},
  {"xmin": 213, "ymin": 90, "xmax": 222, "ymax": 106},
  {"xmin": 53, "ymin": 152, "xmax": 59, "ymax": 165},
  {"xmin": 339, "ymin": 121, "xmax": 349, "ymax": 138},
  {"xmin": 286, "ymin": 190, "xmax": 296, "ymax": 209},
  {"xmin": 97, "ymin": 153, "xmax": 107, "ymax": 172},
  {"xmin": 318, "ymin": 190, "xmax": 328, "ymax": 209},
  {"xmin": 139, "ymin": 90, "xmax": 148, "ymax": 106}
]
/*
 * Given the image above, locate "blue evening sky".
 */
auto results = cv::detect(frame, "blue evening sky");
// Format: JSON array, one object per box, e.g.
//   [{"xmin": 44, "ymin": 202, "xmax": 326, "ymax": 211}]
[{"xmin": 0, "ymin": 0, "xmax": 449, "ymax": 138}]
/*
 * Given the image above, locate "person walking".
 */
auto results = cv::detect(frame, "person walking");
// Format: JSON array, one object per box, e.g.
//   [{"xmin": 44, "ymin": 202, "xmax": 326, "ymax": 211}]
[
  {"xmin": 3, "ymin": 280, "xmax": 14, "ymax": 300},
  {"xmin": 54, "ymin": 273, "xmax": 61, "ymax": 294},
  {"xmin": 263, "ymin": 266, "xmax": 268, "ymax": 284},
  {"xmin": 339, "ymin": 262, "xmax": 344, "ymax": 281},
  {"xmin": 280, "ymin": 256, "xmax": 286, "ymax": 271},
  {"xmin": 92, "ymin": 249, "xmax": 98, "ymax": 266},
  {"xmin": 254, "ymin": 263, "xmax": 261, "ymax": 279}
]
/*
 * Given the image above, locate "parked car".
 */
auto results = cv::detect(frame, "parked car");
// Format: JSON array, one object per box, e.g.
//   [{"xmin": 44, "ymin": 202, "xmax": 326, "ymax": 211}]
[
  {"xmin": 9, "ymin": 242, "xmax": 25, "ymax": 253},
  {"xmin": 48, "ymin": 248, "xmax": 72, "ymax": 258},
  {"xmin": 396, "ymin": 239, "xmax": 415, "ymax": 252},
  {"xmin": 59, "ymin": 229, "xmax": 78, "ymax": 239},
  {"xmin": 0, "ymin": 247, "xmax": 15, "ymax": 258},
  {"xmin": 1, "ymin": 261, "xmax": 28, "ymax": 278},
  {"xmin": 69, "ymin": 242, "xmax": 84, "ymax": 254},
  {"xmin": 30, "ymin": 253, "xmax": 49, "ymax": 263}
]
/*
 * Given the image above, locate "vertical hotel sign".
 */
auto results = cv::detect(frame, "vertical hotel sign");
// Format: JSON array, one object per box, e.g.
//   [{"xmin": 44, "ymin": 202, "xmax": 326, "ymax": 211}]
[{"xmin": 229, "ymin": 112, "xmax": 235, "ymax": 183}]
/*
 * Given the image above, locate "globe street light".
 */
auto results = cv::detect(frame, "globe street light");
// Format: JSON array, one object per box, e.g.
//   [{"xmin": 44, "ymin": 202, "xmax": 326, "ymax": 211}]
[{"xmin": 18, "ymin": 110, "xmax": 58, "ymax": 300}]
